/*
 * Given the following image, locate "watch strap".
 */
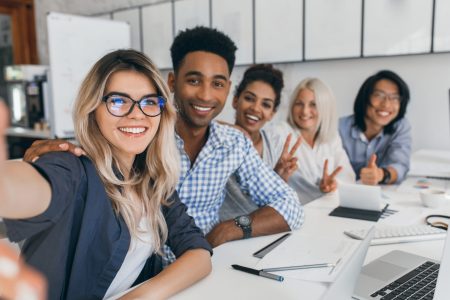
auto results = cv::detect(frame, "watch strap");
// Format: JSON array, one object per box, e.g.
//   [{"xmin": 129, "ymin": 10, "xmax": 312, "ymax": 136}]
[
  {"xmin": 380, "ymin": 168, "xmax": 391, "ymax": 184},
  {"xmin": 234, "ymin": 216, "xmax": 252, "ymax": 239}
]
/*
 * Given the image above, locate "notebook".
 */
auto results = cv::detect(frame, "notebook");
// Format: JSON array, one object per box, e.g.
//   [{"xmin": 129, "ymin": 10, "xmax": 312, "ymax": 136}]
[
  {"xmin": 353, "ymin": 228, "xmax": 450, "ymax": 299},
  {"xmin": 329, "ymin": 183, "xmax": 383, "ymax": 222},
  {"xmin": 320, "ymin": 227, "xmax": 374, "ymax": 300}
]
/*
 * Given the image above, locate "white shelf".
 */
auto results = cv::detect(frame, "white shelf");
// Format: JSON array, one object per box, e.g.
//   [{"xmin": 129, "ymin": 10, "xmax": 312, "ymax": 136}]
[{"xmin": 6, "ymin": 127, "xmax": 52, "ymax": 139}]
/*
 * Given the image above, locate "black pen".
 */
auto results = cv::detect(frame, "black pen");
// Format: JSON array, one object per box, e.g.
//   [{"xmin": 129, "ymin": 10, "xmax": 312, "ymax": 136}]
[{"xmin": 231, "ymin": 264, "xmax": 284, "ymax": 282}]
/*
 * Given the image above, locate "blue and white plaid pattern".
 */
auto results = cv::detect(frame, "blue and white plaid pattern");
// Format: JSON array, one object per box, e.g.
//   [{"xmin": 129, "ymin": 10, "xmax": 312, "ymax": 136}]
[{"xmin": 175, "ymin": 122, "xmax": 304, "ymax": 234}]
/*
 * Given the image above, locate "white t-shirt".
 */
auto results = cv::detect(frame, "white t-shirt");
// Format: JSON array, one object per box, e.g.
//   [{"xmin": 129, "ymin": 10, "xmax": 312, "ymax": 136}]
[{"xmin": 104, "ymin": 218, "xmax": 154, "ymax": 299}]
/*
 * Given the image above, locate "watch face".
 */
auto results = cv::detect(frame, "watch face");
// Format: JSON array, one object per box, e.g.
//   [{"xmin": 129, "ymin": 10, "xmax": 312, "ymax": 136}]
[{"xmin": 238, "ymin": 215, "xmax": 251, "ymax": 226}]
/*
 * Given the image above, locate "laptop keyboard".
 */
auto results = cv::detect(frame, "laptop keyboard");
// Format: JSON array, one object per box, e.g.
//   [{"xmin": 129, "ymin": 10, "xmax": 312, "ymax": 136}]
[{"xmin": 370, "ymin": 261, "xmax": 439, "ymax": 300}]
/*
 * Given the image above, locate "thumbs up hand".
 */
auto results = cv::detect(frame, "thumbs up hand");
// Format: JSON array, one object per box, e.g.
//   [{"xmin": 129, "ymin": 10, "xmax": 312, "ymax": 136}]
[{"xmin": 360, "ymin": 154, "xmax": 384, "ymax": 185}]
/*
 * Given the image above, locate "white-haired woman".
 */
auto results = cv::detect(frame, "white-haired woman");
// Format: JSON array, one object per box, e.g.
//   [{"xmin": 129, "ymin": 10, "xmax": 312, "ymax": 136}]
[
  {"xmin": 0, "ymin": 50, "xmax": 211, "ymax": 299},
  {"xmin": 268, "ymin": 78, "xmax": 355, "ymax": 204}
]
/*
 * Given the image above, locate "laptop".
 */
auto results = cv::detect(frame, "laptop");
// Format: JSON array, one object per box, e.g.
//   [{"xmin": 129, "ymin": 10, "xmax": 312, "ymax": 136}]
[
  {"xmin": 353, "ymin": 228, "xmax": 450, "ymax": 299},
  {"xmin": 321, "ymin": 227, "xmax": 375, "ymax": 300}
]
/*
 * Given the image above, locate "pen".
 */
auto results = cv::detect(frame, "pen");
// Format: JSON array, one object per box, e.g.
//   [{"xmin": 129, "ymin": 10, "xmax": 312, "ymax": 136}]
[
  {"xmin": 231, "ymin": 264, "xmax": 284, "ymax": 282},
  {"xmin": 253, "ymin": 233, "xmax": 291, "ymax": 258},
  {"xmin": 261, "ymin": 263, "xmax": 335, "ymax": 272}
]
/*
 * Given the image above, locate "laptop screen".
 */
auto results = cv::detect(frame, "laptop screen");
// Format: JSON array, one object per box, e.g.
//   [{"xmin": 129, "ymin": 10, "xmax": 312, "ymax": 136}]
[{"xmin": 434, "ymin": 228, "xmax": 450, "ymax": 299}]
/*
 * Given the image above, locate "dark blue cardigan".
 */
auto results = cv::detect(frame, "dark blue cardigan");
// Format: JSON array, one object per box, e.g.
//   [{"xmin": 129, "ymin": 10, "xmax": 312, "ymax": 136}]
[{"xmin": 5, "ymin": 152, "xmax": 211, "ymax": 299}]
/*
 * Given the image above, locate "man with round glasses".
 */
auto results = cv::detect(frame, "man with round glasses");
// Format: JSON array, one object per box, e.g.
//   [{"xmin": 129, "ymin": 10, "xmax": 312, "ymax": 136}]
[{"xmin": 339, "ymin": 70, "xmax": 412, "ymax": 185}]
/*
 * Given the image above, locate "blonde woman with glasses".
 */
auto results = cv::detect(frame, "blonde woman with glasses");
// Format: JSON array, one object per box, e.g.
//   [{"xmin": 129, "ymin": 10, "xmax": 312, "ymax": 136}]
[
  {"xmin": 268, "ymin": 78, "xmax": 355, "ymax": 204},
  {"xmin": 0, "ymin": 50, "xmax": 211, "ymax": 299}
]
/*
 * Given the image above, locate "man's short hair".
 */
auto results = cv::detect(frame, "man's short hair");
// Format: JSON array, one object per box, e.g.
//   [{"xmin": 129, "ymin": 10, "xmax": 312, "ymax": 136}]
[{"xmin": 170, "ymin": 26, "xmax": 237, "ymax": 74}]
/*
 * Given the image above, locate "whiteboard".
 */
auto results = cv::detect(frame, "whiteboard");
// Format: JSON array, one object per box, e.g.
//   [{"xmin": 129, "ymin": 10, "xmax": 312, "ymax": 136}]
[
  {"xmin": 174, "ymin": 0, "xmax": 210, "ymax": 34},
  {"xmin": 305, "ymin": 0, "xmax": 361, "ymax": 60},
  {"xmin": 364, "ymin": 0, "xmax": 433, "ymax": 56},
  {"xmin": 255, "ymin": 0, "xmax": 302, "ymax": 63},
  {"xmin": 47, "ymin": 12, "xmax": 130, "ymax": 138},
  {"xmin": 142, "ymin": 2, "xmax": 173, "ymax": 69},
  {"xmin": 212, "ymin": 0, "xmax": 253, "ymax": 65},
  {"xmin": 433, "ymin": 0, "xmax": 450, "ymax": 52},
  {"xmin": 113, "ymin": 8, "xmax": 141, "ymax": 51}
]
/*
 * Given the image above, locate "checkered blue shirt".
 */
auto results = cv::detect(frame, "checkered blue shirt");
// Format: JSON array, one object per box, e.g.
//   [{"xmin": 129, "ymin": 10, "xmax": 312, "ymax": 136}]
[{"xmin": 175, "ymin": 121, "xmax": 304, "ymax": 234}]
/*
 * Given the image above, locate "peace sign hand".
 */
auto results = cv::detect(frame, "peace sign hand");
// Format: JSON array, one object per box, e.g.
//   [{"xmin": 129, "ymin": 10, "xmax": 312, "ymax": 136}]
[
  {"xmin": 274, "ymin": 133, "xmax": 302, "ymax": 182},
  {"xmin": 319, "ymin": 159, "xmax": 343, "ymax": 193}
]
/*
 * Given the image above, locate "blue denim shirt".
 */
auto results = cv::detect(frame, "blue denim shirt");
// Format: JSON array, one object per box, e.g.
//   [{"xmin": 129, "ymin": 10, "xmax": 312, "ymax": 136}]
[
  {"xmin": 339, "ymin": 115, "xmax": 411, "ymax": 183},
  {"xmin": 4, "ymin": 153, "xmax": 211, "ymax": 300}
]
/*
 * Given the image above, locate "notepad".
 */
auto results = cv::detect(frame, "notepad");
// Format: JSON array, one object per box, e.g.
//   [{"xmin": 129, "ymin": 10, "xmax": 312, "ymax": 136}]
[
  {"xmin": 255, "ymin": 233, "xmax": 360, "ymax": 282},
  {"xmin": 329, "ymin": 183, "xmax": 384, "ymax": 221}
]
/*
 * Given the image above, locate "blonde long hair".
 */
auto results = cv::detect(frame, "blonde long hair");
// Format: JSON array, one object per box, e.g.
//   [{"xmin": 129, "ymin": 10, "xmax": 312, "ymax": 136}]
[
  {"xmin": 287, "ymin": 77, "xmax": 338, "ymax": 144},
  {"xmin": 73, "ymin": 49, "xmax": 180, "ymax": 251}
]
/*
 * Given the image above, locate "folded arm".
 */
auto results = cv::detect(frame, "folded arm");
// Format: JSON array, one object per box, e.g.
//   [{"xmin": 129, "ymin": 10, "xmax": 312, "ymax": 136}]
[{"xmin": 207, "ymin": 138, "xmax": 304, "ymax": 247}]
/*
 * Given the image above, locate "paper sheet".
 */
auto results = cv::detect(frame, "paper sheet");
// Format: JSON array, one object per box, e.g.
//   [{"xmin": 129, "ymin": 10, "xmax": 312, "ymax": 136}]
[
  {"xmin": 409, "ymin": 150, "xmax": 450, "ymax": 178},
  {"xmin": 396, "ymin": 177, "xmax": 449, "ymax": 194},
  {"xmin": 255, "ymin": 233, "xmax": 359, "ymax": 282}
]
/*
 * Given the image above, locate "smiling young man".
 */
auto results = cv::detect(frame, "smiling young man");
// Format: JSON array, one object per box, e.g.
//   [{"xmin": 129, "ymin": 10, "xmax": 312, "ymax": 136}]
[
  {"xmin": 339, "ymin": 70, "xmax": 412, "ymax": 185},
  {"xmin": 168, "ymin": 27, "xmax": 303, "ymax": 247}
]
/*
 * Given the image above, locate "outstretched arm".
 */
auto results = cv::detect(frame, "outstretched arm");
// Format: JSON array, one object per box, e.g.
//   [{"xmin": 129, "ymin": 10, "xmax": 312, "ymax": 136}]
[
  {"xmin": 0, "ymin": 102, "xmax": 51, "ymax": 219},
  {"xmin": 119, "ymin": 249, "xmax": 211, "ymax": 300}
]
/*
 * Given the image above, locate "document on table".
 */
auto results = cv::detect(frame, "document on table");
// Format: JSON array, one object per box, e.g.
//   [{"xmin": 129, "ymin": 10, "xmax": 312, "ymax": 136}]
[
  {"xmin": 255, "ymin": 233, "xmax": 359, "ymax": 282},
  {"xmin": 396, "ymin": 177, "xmax": 449, "ymax": 194},
  {"xmin": 409, "ymin": 149, "xmax": 450, "ymax": 178}
]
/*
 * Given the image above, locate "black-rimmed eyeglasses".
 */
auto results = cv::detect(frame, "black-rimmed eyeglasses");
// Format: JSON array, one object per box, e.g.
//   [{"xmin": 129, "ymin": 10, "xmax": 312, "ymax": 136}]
[{"xmin": 102, "ymin": 93, "xmax": 165, "ymax": 117}]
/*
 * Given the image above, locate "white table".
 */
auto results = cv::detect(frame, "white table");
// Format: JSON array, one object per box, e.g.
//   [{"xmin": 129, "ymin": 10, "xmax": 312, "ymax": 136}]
[{"xmin": 172, "ymin": 183, "xmax": 450, "ymax": 300}]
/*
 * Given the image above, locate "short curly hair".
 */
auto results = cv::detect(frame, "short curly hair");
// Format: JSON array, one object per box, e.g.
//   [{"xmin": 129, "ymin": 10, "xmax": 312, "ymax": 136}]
[
  {"xmin": 170, "ymin": 26, "xmax": 237, "ymax": 74},
  {"xmin": 234, "ymin": 64, "xmax": 284, "ymax": 110}
]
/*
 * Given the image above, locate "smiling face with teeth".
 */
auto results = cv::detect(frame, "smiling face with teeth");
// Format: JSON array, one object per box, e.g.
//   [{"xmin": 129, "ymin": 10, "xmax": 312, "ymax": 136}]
[
  {"xmin": 233, "ymin": 80, "xmax": 276, "ymax": 136},
  {"xmin": 95, "ymin": 70, "xmax": 160, "ymax": 167},
  {"xmin": 168, "ymin": 51, "xmax": 231, "ymax": 130},
  {"xmin": 365, "ymin": 79, "xmax": 400, "ymax": 134}
]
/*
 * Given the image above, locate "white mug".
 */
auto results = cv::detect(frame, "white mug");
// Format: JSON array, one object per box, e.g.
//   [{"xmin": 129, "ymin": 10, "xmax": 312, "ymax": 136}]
[{"xmin": 420, "ymin": 189, "xmax": 448, "ymax": 208}]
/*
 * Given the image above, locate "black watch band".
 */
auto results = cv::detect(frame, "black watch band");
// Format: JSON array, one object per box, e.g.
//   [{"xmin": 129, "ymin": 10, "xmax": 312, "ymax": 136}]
[
  {"xmin": 380, "ymin": 168, "xmax": 391, "ymax": 184},
  {"xmin": 234, "ymin": 215, "xmax": 252, "ymax": 239}
]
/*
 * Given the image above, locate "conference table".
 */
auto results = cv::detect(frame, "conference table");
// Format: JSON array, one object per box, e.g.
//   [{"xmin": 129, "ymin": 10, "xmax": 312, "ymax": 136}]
[
  {"xmin": 1, "ymin": 150, "xmax": 449, "ymax": 299},
  {"xmin": 172, "ymin": 150, "xmax": 450, "ymax": 300}
]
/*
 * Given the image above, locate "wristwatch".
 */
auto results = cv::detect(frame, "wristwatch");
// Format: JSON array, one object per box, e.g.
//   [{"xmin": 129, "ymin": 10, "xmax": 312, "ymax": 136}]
[
  {"xmin": 380, "ymin": 168, "xmax": 391, "ymax": 184},
  {"xmin": 234, "ymin": 215, "xmax": 252, "ymax": 239}
]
